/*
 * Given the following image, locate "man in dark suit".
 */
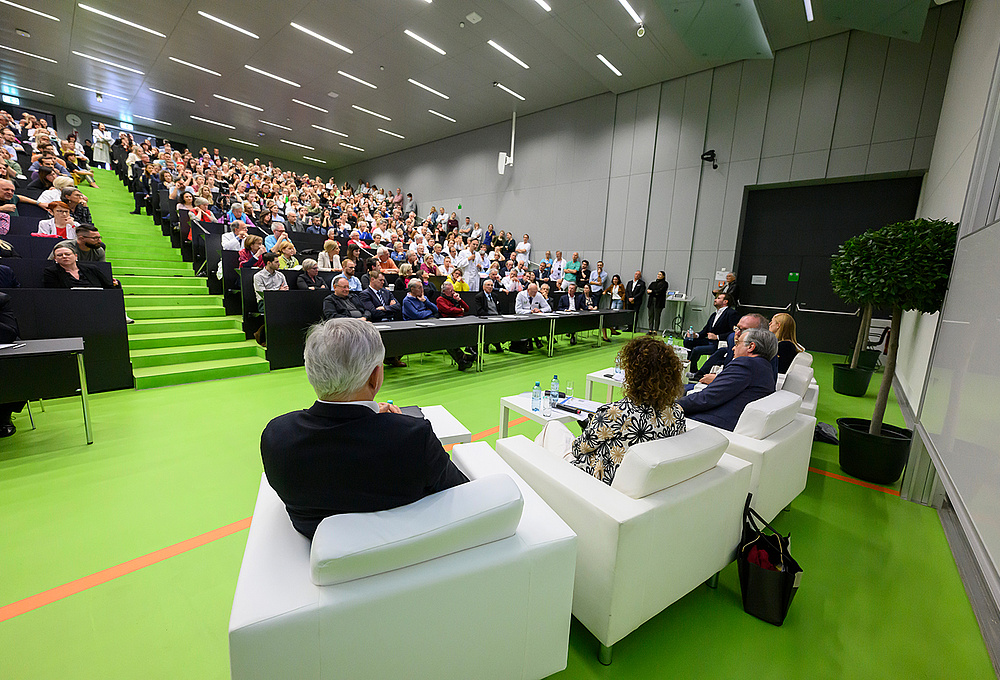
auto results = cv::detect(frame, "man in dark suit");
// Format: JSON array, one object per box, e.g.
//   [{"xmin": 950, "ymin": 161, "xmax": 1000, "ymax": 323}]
[
  {"xmin": 683, "ymin": 292, "xmax": 739, "ymax": 367},
  {"xmin": 0, "ymin": 291, "xmax": 25, "ymax": 437},
  {"xmin": 713, "ymin": 272, "xmax": 740, "ymax": 308},
  {"xmin": 623, "ymin": 270, "xmax": 645, "ymax": 331},
  {"xmin": 677, "ymin": 328, "xmax": 777, "ymax": 431},
  {"xmin": 558, "ymin": 282, "xmax": 587, "ymax": 345},
  {"xmin": 359, "ymin": 272, "xmax": 406, "ymax": 368},
  {"xmin": 689, "ymin": 312, "xmax": 769, "ymax": 382},
  {"xmin": 474, "ymin": 278, "xmax": 505, "ymax": 353},
  {"xmin": 260, "ymin": 318, "xmax": 469, "ymax": 540}
]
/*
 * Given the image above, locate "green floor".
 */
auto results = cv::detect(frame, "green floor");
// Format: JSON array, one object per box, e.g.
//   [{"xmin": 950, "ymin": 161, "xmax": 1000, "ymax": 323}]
[{"xmin": 0, "ymin": 178, "xmax": 994, "ymax": 679}]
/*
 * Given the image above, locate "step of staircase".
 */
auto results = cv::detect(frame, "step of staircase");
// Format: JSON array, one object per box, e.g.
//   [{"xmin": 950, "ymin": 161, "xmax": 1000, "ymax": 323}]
[
  {"xmin": 118, "ymin": 274, "xmax": 206, "ymax": 287},
  {"xmin": 124, "ymin": 294, "xmax": 223, "ymax": 308},
  {"xmin": 114, "ymin": 266, "xmax": 198, "ymax": 277},
  {"xmin": 128, "ymin": 317, "xmax": 244, "ymax": 334},
  {"xmin": 123, "ymin": 285, "xmax": 211, "ymax": 296},
  {"xmin": 126, "ymin": 305, "xmax": 227, "ymax": 319},
  {"xmin": 128, "ymin": 327, "xmax": 247, "ymax": 350},
  {"xmin": 130, "ymin": 340, "xmax": 265, "ymax": 368},
  {"xmin": 132, "ymin": 356, "xmax": 271, "ymax": 389},
  {"xmin": 109, "ymin": 257, "xmax": 187, "ymax": 269}
]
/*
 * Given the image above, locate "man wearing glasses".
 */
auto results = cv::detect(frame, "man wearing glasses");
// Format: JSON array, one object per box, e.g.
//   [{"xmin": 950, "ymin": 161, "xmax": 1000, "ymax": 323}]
[
  {"xmin": 688, "ymin": 313, "xmax": 769, "ymax": 383},
  {"xmin": 48, "ymin": 224, "xmax": 107, "ymax": 263}
]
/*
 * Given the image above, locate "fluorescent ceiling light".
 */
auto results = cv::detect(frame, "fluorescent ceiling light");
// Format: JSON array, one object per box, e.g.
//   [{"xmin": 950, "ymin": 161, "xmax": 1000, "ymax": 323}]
[
  {"xmin": 532, "ymin": 0, "xmax": 551, "ymax": 11},
  {"xmin": 213, "ymin": 94, "xmax": 263, "ymax": 111},
  {"xmin": 4, "ymin": 84, "xmax": 54, "ymax": 97},
  {"xmin": 0, "ymin": 44, "xmax": 58, "ymax": 64},
  {"xmin": 2, "ymin": 0, "xmax": 59, "ymax": 21},
  {"xmin": 408, "ymin": 78, "xmax": 448, "ymax": 100},
  {"xmin": 168, "ymin": 56, "xmax": 221, "ymax": 77},
  {"xmin": 133, "ymin": 114, "xmax": 171, "ymax": 126},
  {"xmin": 803, "ymin": 0, "xmax": 814, "ymax": 22},
  {"xmin": 378, "ymin": 128, "xmax": 405, "ymax": 139},
  {"xmin": 289, "ymin": 22, "xmax": 352, "ymax": 54},
  {"xmin": 78, "ymin": 4, "xmax": 165, "ymax": 37},
  {"xmin": 67, "ymin": 82, "xmax": 129, "ymax": 100},
  {"xmin": 229, "ymin": 137, "xmax": 259, "ymax": 147},
  {"xmin": 197, "ymin": 11, "xmax": 259, "ymax": 39},
  {"xmin": 615, "ymin": 0, "xmax": 642, "ymax": 24},
  {"xmin": 258, "ymin": 119, "xmax": 292, "ymax": 130},
  {"xmin": 404, "ymin": 29, "xmax": 446, "ymax": 56},
  {"xmin": 312, "ymin": 124, "xmax": 348, "ymax": 138},
  {"xmin": 338, "ymin": 71, "xmax": 377, "ymax": 89},
  {"xmin": 596, "ymin": 54, "xmax": 622, "ymax": 77},
  {"xmin": 149, "ymin": 87, "xmax": 194, "ymax": 103},
  {"xmin": 494, "ymin": 82, "xmax": 525, "ymax": 101},
  {"xmin": 488, "ymin": 40, "xmax": 529, "ymax": 69},
  {"xmin": 293, "ymin": 98, "xmax": 329, "ymax": 113},
  {"xmin": 280, "ymin": 139, "xmax": 315, "ymax": 150},
  {"xmin": 428, "ymin": 109, "xmax": 456, "ymax": 123},
  {"xmin": 190, "ymin": 114, "xmax": 235, "ymax": 129},
  {"xmin": 339, "ymin": 142, "xmax": 364, "ymax": 152},
  {"xmin": 244, "ymin": 64, "xmax": 300, "ymax": 88},
  {"xmin": 72, "ymin": 51, "xmax": 143, "ymax": 75},
  {"xmin": 303, "ymin": 155, "xmax": 327, "ymax": 164},
  {"xmin": 351, "ymin": 104, "xmax": 391, "ymax": 121}
]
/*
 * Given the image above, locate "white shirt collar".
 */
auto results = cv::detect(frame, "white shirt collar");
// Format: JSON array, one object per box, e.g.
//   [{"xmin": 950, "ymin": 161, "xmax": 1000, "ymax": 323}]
[{"xmin": 317, "ymin": 399, "xmax": 379, "ymax": 413}]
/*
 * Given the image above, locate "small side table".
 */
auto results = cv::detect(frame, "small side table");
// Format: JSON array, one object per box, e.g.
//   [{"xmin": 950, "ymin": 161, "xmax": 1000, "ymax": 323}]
[
  {"xmin": 584, "ymin": 368, "xmax": 623, "ymax": 403},
  {"xmin": 498, "ymin": 394, "xmax": 579, "ymax": 438}
]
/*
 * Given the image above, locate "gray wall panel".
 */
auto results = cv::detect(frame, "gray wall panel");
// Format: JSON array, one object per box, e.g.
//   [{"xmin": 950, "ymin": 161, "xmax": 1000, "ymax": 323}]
[
  {"xmin": 610, "ymin": 91, "xmax": 637, "ymax": 178},
  {"xmin": 832, "ymin": 32, "xmax": 889, "ymax": 149},
  {"xmin": 918, "ymin": 5, "xmax": 962, "ymax": 139},
  {"xmin": 732, "ymin": 59, "xmax": 773, "ymax": 163},
  {"xmin": 790, "ymin": 150, "xmax": 830, "ymax": 181},
  {"xmin": 603, "ymin": 176, "xmax": 630, "ymax": 252},
  {"xmin": 761, "ymin": 44, "xmax": 810, "ymax": 158},
  {"xmin": 867, "ymin": 139, "xmax": 915, "ymax": 174},
  {"xmin": 692, "ymin": 167, "xmax": 727, "ymax": 251},
  {"xmin": 795, "ymin": 34, "xmax": 849, "ymax": 153},
  {"xmin": 623, "ymin": 172, "xmax": 653, "ymax": 246},
  {"xmin": 872, "ymin": 35, "xmax": 936, "ymax": 144},
  {"xmin": 646, "ymin": 170, "xmax": 676, "ymax": 246},
  {"xmin": 828, "ymin": 145, "xmax": 870, "ymax": 177},
  {"xmin": 631, "ymin": 85, "xmax": 662, "ymax": 174},
  {"xmin": 653, "ymin": 79, "xmax": 685, "ymax": 173},
  {"xmin": 642, "ymin": 250, "xmax": 666, "ymax": 276},
  {"xmin": 911, "ymin": 136, "xmax": 936, "ymax": 171},
  {"xmin": 721, "ymin": 160, "xmax": 759, "ymax": 250},
  {"xmin": 664, "ymin": 250, "xmax": 691, "ymax": 291},
  {"xmin": 666, "ymin": 167, "xmax": 701, "ymax": 251},
  {"xmin": 705, "ymin": 63, "xmax": 743, "ymax": 163},
  {"xmin": 758, "ymin": 154, "xmax": 793, "ymax": 184},
  {"xmin": 677, "ymin": 72, "xmax": 713, "ymax": 169}
]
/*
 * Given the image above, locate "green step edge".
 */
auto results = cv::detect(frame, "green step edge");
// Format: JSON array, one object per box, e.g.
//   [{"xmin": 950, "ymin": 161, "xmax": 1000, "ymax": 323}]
[
  {"xmin": 133, "ymin": 356, "xmax": 270, "ymax": 389},
  {"xmin": 129, "ymin": 340, "xmax": 265, "ymax": 368},
  {"xmin": 127, "ymin": 317, "xmax": 243, "ymax": 334},
  {"xmin": 128, "ymin": 328, "xmax": 247, "ymax": 349}
]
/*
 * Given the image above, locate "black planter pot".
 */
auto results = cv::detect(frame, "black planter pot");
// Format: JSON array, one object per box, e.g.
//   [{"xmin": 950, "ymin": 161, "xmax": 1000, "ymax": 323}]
[
  {"xmin": 832, "ymin": 364, "xmax": 875, "ymax": 397},
  {"xmin": 837, "ymin": 417, "xmax": 912, "ymax": 485},
  {"xmin": 858, "ymin": 349, "xmax": 882, "ymax": 371}
]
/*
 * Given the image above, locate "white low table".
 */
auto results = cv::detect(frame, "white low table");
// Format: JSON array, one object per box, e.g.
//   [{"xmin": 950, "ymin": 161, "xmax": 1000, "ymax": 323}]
[
  {"xmin": 585, "ymin": 368, "xmax": 623, "ymax": 402},
  {"xmin": 422, "ymin": 405, "xmax": 472, "ymax": 446},
  {"xmin": 499, "ymin": 394, "xmax": 579, "ymax": 438}
]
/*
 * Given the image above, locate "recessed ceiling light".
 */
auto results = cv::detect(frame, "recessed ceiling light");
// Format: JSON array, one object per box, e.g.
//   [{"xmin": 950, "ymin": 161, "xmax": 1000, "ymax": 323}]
[
  {"xmin": 78, "ymin": 4, "xmax": 165, "ymax": 37},
  {"xmin": 377, "ymin": 128, "xmax": 405, "ymax": 139},
  {"xmin": 339, "ymin": 142, "xmax": 364, "ymax": 152},
  {"xmin": 428, "ymin": 109, "xmax": 456, "ymax": 123},
  {"xmin": 303, "ymin": 155, "xmax": 327, "ymax": 164},
  {"xmin": 0, "ymin": 44, "xmax": 58, "ymax": 64},
  {"xmin": 67, "ymin": 82, "xmax": 129, "ymax": 100},
  {"xmin": 133, "ymin": 114, "xmax": 171, "ymax": 126},
  {"xmin": 2, "ymin": 0, "xmax": 59, "ymax": 21},
  {"xmin": 168, "ymin": 56, "xmax": 221, "ymax": 77},
  {"xmin": 289, "ymin": 22, "xmax": 352, "ymax": 54},
  {"xmin": 403, "ymin": 29, "xmax": 446, "ymax": 56},
  {"xmin": 3, "ymin": 84, "xmax": 54, "ymax": 97},
  {"xmin": 494, "ymin": 82, "xmax": 525, "ymax": 101},
  {"xmin": 596, "ymin": 54, "xmax": 622, "ymax": 76},
  {"xmin": 258, "ymin": 119, "xmax": 292, "ymax": 131},
  {"xmin": 244, "ymin": 64, "xmax": 300, "ymax": 88},
  {"xmin": 351, "ymin": 104, "xmax": 391, "ymax": 121},
  {"xmin": 71, "ymin": 51, "xmax": 143, "ymax": 75},
  {"xmin": 338, "ymin": 71, "xmax": 377, "ymax": 89},
  {"xmin": 293, "ymin": 99, "xmax": 329, "ymax": 113},
  {"xmin": 532, "ymin": 0, "xmax": 551, "ymax": 11},
  {"xmin": 312, "ymin": 124, "xmax": 348, "ymax": 138},
  {"xmin": 190, "ymin": 114, "xmax": 235, "ymax": 129},
  {"xmin": 229, "ymin": 137, "xmax": 259, "ymax": 147},
  {"xmin": 487, "ymin": 40, "xmax": 530, "ymax": 69},
  {"xmin": 615, "ymin": 0, "xmax": 642, "ymax": 24},
  {"xmin": 803, "ymin": 0, "xmax": 814, "ymax": 21},
  {"xmin": 197, "ymin": 11, "xmax": 259, "ymax": 39},
  {"xmin": 327, "ymin": 91, "xmax": 340, "ymax": 98},
  {"xmin": 213, "ymin": 94, "xmax": 263, "ymax": 111},
  {"xmin": 280, "ymin": 138, "xmax": 315, "ymax": 150},
  {"xmin": 407, "ymin": 78, "xmax": 448, "ymax": 100},
  {"xmin": 149, "ymin": 87, "xmax": 194, "ymax": 103}
]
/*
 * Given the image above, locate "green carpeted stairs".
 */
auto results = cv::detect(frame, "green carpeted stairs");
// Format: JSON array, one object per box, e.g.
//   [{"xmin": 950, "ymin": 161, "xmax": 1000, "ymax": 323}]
[{"xmin": 88, "ymin": 170, "xmax": 269, "ymax": 389}]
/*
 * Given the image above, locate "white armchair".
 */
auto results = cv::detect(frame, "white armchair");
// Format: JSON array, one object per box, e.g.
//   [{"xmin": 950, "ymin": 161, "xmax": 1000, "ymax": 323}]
[
  {"xmin": 778, "ymin": 364, "xmax": 818, "ymax": 417},
  {"xmin": 689, "ymin": 390, "xmax": 816, "ymax": 522},
  {"xmin": 229, "ymin": 443, "xmax": 577, "ymax": 680},
  {"xmin": 495, "ymin": 427, "xmax": 752, "ymax": 663}
]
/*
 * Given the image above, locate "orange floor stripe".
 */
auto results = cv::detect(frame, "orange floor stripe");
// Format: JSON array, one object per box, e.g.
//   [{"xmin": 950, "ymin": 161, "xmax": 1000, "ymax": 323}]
[{"xmin": 808, "ymin": 466, "xmax": 901, "ymax": 496}]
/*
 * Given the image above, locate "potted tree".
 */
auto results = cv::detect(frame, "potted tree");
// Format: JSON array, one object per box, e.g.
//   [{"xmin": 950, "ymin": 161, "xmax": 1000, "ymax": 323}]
[
  {"xmin": 830, "ymin": 218, "xmax": 958, "ymax": 484},
  {"xmin": 830, "ymin": 230, "xmax": 880, "ymax": 396}
]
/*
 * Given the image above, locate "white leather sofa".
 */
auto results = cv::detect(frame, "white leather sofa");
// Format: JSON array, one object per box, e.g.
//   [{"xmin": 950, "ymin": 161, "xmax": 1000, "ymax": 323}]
[
  {"xmin": 229, "ymin": 442, "xmax": 577, "ymax": 680},
  {"xmin": 689, "ymin": 390, "xmax": 816, "ymax": 522},
  {"xmin": 777, "ymin": 364, "xmax": 818, "ymax": 417},
  {"xmin": 495, "ymin": 427, "xmax": 752, "ymax": 663}
]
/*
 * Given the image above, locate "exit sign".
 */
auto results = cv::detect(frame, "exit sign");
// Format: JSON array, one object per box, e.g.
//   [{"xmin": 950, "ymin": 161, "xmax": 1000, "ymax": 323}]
[{"xmin": 788, "ymin": 272, "xmax": 800, "ymax": 282}]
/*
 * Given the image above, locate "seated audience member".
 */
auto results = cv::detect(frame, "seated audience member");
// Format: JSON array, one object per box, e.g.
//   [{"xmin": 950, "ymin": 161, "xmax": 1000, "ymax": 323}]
[
  {"xmin": 25, "ymin": 165, "xmax": 57, "ymax": 194},
  {"xmin": 260, "ymin": 318, "xmax": 469, "ymax": 539},
  {"xmin": 322, "ymin": 276, "xmax": 369, "ymax": 320},
  {"xmin": 252, "ymin": 252, "xmax": 289, "ymax": 313},
  {"xmin": 264, "ymin": 219, "xmax": 288, "ymax": 254},
  {"xmin": 581, "ymin": 283, "xmax": 600, "ymax": 311},
  {"xmin": 0, "ymin": 291, "xmax": 25, "ymax": 437},
  {"xmin": 317, "ymin": 239, "xmax": 342, "ymax": 273},
  {"xmin": 227, "ymin": 201, "xmax": 255, "ymax": 228},
  {"xmin": 558, "ymin": 282, "xmax": 587, "ymax": 345},
  {"xmin": 37, "ymin": 175, "xmax": 75, "ymax": 209},
  {"xmin": 360, "ymin": 271, "xmax": 401, "ymax": 321},
  {"xmin": 677, "ymin": 328, "xmax": 777, "ymax": 431},
  {"xmin": 683, "ymin": 292, "xmax": 738, "ymax": 367},
  {"xmin": 47, "ymin": 224, "xmax": 106, "ymax": 262},
  {"xmin": 238, "ymin": 234, "xmax": 266, "ymax": 269},
  {"xmin": 536, "ymin": 336, "xmax": 686, "ymax": 485},
  {"xmin": 0, "ymin": 262, "xmax": 18, "ymax": 288},
  {"xmin": 43, "ymin": 244, "xmax": 119, "ymax": 289},
  {"xmin": 474, "ymin": 278, "xmax": 505, "ymax": 353},
  {"xmin": 62, "ymin": 187, "xmax": 92, "ymax": 225},
  {"xmin": 0, "ymin": 178, "xmax": 42, "ymax": 216},
  {"xmin": 221, "ymin": 222, "xmax": 248, "ymax": 251},
  {"xmin": 437, "ymin": 281, "xmax": 476, "ymax": 371},
  {"xmin": 539, "ymin": 283, "xmax": 556, "ymax": 313},
  {"xmin": 402, "ymin": 279, "xmax": 437, "ymax": 321},
  {"xmin": 333, "ymin": 258, "xmax": 362, "ymax": 291},
  {"xmin": 515, "ymin": 282, "xmax": 550, "ymax": 314},
  {"xmin": 375, "ymin": 245, "xmax": 397, "ymax": 272},
  {"xmin": 359, "ymin": 258, "xmax": 382, "ymax": 290},
  {"xmin": 296, "ymin": 259, "xmax": 328, "ymax": 291},
  {"xmin": 276, "ymin": 240, "xmax": 300, "ymax": 270},
  {"xmin": 446, "ymin": 267, "xmax": 470, "ymax": 291},
  {"xmin": 190, "ymin": 197, "xmax": 217, "ymax": 223},
  {"xmin": 770, "ymin": 313, "xmax": 804, "ymax": 374},
  {"xmin": 689, "ymin": 313, "xmax": 768, "ymax": 383},
  {"xmin": 35, "ymin": 201, "xmax": 78, "ymax": 240}
]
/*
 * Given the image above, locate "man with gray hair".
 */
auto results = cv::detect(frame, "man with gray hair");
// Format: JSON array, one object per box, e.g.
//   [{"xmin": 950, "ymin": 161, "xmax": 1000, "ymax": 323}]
[
  {"xmin": 677, "ymin": 327, "xmax": 777, "ymax": 431},
  {"xmin": 260, "ymin": 318, "xmax": 469, "ymax": 539}
]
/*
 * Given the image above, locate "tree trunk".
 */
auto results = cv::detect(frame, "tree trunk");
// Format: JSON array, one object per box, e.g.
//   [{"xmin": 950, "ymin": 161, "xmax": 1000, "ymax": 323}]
[
  {"xmin": 850, "ymin": 305, "xmax": 872, "ymax": 369},
  {"xmin": 870, "ymin": 306, "xmax": 902, "ymax": 436}
]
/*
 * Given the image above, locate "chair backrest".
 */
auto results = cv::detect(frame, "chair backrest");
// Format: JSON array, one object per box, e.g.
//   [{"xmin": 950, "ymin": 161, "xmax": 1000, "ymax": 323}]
[
  {"xmin": 787, "ymin": 351, "xmax": 812, "ymax": 372},
  {"xmin": 780, "ymin": 365, "xmax": 814, "ymax": 399},
  {"xmin": 611, "ymin": 426, "xmax": 729, "ymax": 499},
  {"xmin": 733, "ymin": 391, "xmax": 802, "ymax": 439}
]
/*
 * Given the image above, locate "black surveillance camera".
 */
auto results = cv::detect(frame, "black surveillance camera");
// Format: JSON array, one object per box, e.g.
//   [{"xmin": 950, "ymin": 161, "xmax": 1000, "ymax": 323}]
[
  {"xmin": 493, "ymin": 81, "xmax": 499, "ymax": 87},
  {"xmin": 701, "ymin": 149, "xmax": 718, "ymax": 170}
]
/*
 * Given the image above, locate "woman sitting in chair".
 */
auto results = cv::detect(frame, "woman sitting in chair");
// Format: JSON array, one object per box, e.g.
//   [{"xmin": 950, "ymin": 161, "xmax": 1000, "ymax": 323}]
[
  {"xmin": 43, "ymin": 244, "xmax": 119, "ymax": 289},
  {"xmin": 538, "ymin": 335, "xmax": 686, "ymax": 485},
  {"xmin": 769, "ymin": 312, "xmax": 804, "ymax": 374}
]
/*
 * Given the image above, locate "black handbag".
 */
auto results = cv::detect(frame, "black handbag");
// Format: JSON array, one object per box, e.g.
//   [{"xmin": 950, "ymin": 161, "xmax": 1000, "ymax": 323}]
[{"xmin": 736, "ymin": 494, "xmax": 803, "ymax": 626}]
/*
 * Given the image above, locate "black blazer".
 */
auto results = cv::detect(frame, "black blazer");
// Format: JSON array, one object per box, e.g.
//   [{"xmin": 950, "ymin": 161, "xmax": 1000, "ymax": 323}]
[
  {"xmin": 677, "ymin": 355, "xmax": 776, "ymax": 431},
  {"xmin": 359, "ymin": 287, "xmax": 400, "ymax": 321},
  {"xmin": 43, "ymin": 262, "xmax": 115, "ymax": 289},
  {"xmin": 558, "ymin": 292, "xmax": 587, "ymax": 311},
  {"xmin": 473, "ymin": 289, "xmax": 500, "ymax": 316},
  {"xmin": 322, "ymin": 292, "xmax": 369, "ymax": 320},
  {"xmin": 0, "ymin": 291, "xmax": 19, "ymax": 342},
  {"xmin": 698, "ymin": 306, "xmax": 739, "ymax": 340},
  {"xmin": 261, "ymin": 402, "xmax": 469, "ymax": 539},
  {"xmin": 624, "ymin": 279, "xmax": 645, "ymax": 309},
  {"xmin": 296, "ymin": 272, "xmax": 328, "ymax": 291}
]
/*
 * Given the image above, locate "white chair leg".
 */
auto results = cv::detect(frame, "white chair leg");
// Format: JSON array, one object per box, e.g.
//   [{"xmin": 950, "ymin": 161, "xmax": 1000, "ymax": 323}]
[
  {"xmin": 706, "ymin": 571, "xmax": 720, "ymax": 589},
  {"xmin": 599, "ymin": 643, "xmax": 613, "ymax": 665}
]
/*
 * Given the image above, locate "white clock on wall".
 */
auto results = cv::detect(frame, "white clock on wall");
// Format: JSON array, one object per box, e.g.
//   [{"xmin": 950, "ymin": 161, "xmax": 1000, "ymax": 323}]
[{"xmin": 66, "ymin": 113, "xmax": 82, "ymax": 127}]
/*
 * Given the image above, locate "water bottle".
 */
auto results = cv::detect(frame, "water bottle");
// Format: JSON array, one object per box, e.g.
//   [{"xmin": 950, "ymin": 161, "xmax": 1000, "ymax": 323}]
[
  {"xmin": 550, "ymin": 375, "xmax": 559, "ymax": 409},
  {"xmin": 531, "ymin": 381, "xmax": 542, "ymax": 412},
  {"xmin": 614, "ymin": 356, "xmax": 623, "ymax": 380},
  {"xmin": 686, "ymin": 325, "xmax": 695, "ymax": 341},
  {"xmin": 542, "ymin": 390, "xmax": 552, "ymax": 417}
]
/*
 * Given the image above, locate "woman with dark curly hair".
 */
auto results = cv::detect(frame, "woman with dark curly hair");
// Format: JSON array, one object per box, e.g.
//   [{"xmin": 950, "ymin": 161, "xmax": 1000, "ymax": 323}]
[{"xmin": 536, "ymin": 335, "xmax": 687, "ymax": 485}]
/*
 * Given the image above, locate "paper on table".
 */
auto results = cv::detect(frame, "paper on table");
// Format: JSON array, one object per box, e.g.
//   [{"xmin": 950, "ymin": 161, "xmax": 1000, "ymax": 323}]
[
  {"xmin": 501, "ymin": 314, "xmax": 521, "ymax": 319},
  {"xmin": 560, "ymin": 397, "xmax": 605, "ymax": 414},
  {"xmin": 415, "ymin": 322, "xmax": 435, "ymax": 327},
  {"xmin": 374, "ymin": 325, "xmax": 392, "ymax": 330}
]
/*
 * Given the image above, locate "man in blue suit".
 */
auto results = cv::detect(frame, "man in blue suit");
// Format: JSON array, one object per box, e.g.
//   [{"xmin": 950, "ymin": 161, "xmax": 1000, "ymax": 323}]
[
  {"xmin": 678, "ymin": 328, "xmax": 777, "ymax": 431},
  {"xmin": 684, "ymin": 292, "xmax": 739, "ymax": 367},
  {"xmin": 360, "ymin": 271, "xmax": 406, "ymax": 367}
]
